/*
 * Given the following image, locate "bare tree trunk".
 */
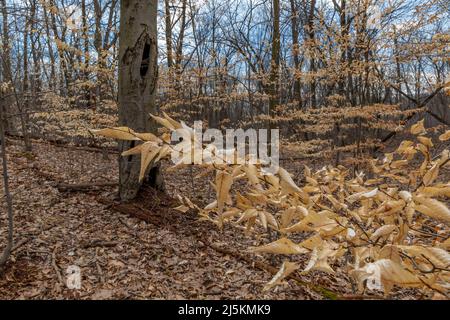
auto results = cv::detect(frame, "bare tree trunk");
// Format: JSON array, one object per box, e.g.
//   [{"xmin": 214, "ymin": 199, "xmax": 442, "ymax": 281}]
[
  {"xmin": 0, "ymin": 2, "xmax": 32, "ymax": 152},
  {"xmin": 30, "ymin": 0, "xmax": 41, "ymax": 108},
  {"xmin": 0, "ymin": 96, "xmax": 14, "ymax": 269},
  {"xmin": 306, "ymin": 0, "xmax": 316, "ymax": 108},
  {"xmin": 81, "ymin": 0, "xmax": 91, "ymax": 107},
  {"xmin": 42, "ymin": 4, "xmax": 57, "ymax": 90},
  {"xmin": 289, "ymin": 0, "xmax": 302, "ymax": 109},
  {"xmin": 118, "ymin": 0, "xmax": 164, "ymax": 201},
  {"xmin": 269, "ymin": 0, "xmax": 280, "ymax": 114},
  {"xmin": 0, "ymin": 0, "xmax": 12, "ymax": 133},
  {"xmin": 22, "ymin": 12, "xmax": 32, "ymax": 152},
  {"xmin": 174, "ymin": 0, "xmax": 187, "ymax": 92},
  {"xmin": 49, "ymin": 0, "xmax": 70, "ymax": 95},
  {"xmin": 164, "ymin": 0, "xmax": 174, "ymax": 69}
]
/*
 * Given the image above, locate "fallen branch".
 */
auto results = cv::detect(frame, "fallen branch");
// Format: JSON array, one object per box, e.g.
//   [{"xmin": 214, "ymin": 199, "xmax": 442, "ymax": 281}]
[
  {"xmin": 81, "ymin": 239, "xmax": 119, "ymax": 249},
  {"xmin": 57, "ymin": 182, "xmax": 117, "ymax": 192},
  {"xmin": 11, "ymin": 224, "xmax": 58, "ymax": 253},
  {"xmin": 51, "ymin": 246, "xmax": 65, "ymax": 287},
  {"xmin": 6, "ymin": 133, "xmax": 118, "ymax": 154}
]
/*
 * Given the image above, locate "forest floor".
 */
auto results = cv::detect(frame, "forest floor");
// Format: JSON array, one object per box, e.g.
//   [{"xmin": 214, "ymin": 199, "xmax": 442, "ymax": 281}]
[{"xmin": 0, "ymin": 137, "xmax": 421, "ymax": 300}]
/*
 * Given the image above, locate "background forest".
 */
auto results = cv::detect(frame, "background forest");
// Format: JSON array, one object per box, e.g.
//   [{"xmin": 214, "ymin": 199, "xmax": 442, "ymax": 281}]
[
  {"xmin": 0, "ymin": 0, "xmax": 449, "ymax": 300},
  {"xmin": 1, "ymin": 0, "xmax": 449, "ymax": 157}
]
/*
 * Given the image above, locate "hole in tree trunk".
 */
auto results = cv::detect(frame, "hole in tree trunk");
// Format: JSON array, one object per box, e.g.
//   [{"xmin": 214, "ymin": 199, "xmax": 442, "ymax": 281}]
[
  {"xmin": 140, "ymin": 42, "xmax": 151, "ymax": 78},
  {"xmin": 127, "ymin": 140, "xmax": 136, "ymax": 163}
]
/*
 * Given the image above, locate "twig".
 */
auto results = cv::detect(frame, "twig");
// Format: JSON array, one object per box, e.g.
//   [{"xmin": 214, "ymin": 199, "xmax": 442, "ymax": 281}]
[
  {"xmin": 95, "ymin": 248, "xmax": 105, "ymax": 284},
  {"xmin": 51, "ymin": 246, "xmax": 65, "ymax": 287}
]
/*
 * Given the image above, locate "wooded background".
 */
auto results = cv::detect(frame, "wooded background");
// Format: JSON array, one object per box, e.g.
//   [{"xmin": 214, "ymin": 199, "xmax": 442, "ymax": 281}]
[{"xmin": 0, "ymin": 0, "xmax": 448, "ymax": 157}]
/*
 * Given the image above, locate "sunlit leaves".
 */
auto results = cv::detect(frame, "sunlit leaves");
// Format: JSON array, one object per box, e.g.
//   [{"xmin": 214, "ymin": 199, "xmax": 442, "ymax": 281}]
[
  {"xmin": 351, "ymin": 259, "xmax": 422, "ymax": 295},
  {"xmin": 410, "ymin": 119, "xmax": 426, "ymax": 135},
  {"xmin": 90, "ymin": 127, "xmax": 142, "ymax": 140},
  {"xmin": 439, "ymin": 130, "xmax": 450, "ymax": 141},
  {"xmin": 92, "ymin": 116, "xmax": 450, "ymax": 297},
  {"xmin": 263, "ymin": 261, "xmax": 299, "ymax": 291},
  {"xmin": 413, "ymin": 196, "xmax": 450, "ymax": 224},
  {"xmin": 251, "ymin": 238, "xmax": 308, "ymax": 255}
]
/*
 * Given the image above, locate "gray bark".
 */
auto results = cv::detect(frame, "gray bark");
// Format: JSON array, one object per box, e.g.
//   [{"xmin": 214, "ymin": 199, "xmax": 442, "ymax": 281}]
[
  {"xmin": 0, "ymin": 96, "xmax": 14, "ymax": 269},
  {"xmin": 118, "ymin": 0, "xmax": 164, "ymax": 201}
]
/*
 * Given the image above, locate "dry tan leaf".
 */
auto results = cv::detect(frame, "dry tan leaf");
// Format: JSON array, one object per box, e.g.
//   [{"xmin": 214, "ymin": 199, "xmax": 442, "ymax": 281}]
[
  {"xmin": 370, "ymin": 225, "xmax": 397, "ymax": 241},
  {"xmin": 298, "ymin": 233, "xmax": 324, "ymax": 250},
  {"xmin": 398, "ymin": 246, "xmax": 450, "ymax": 269},
  {"xmin": 420, "ymin": 186, "xmax": 450, "ymax": 197},
  {"xmin": 263, "ymin": 211, "xmax": 278, "ymax": 229},
  {"xmin": 398, "ymin": 190, "xmax": 412, "ymax": 202},
  {"xmin": 258, "ymin": 211, "xmax": 268, "ymax": 230},
  {"xmin": 396, "ymin": 140, "xmax": 414, "ymax": 153},
  {"xmin": 216, "ymin": 171, "xmax": 233, "ymax": 214},
  {"xmin": 251, "ymin": 238, "xmax": 308, "ymax": 255},
  {"xmin": 139, "ymin": 143, "xmax": 161, "ymax": 182},
  {"xmin": 149, "ymin": 113, "xmax": 176, "ymax": 130},
  {"xmin": 263, "ymin": 261, "xmax": 299, "ymax": 291},
  {"xmin": 278, "ymin": 167, "xmax": 301, "ymax": 194},
  {"xmin": 121, "ymin": 143, "xmax": 144, "ymax": 156},
  {"xmin": 302, "ymin": 244, "xmax": 336, "ymax": 274},
  {"xmin": 90, "ymin": 127, "xmax": 140, "ymax": 140},
  {"xmin": 162, "ymin": 111, "xmax": 182, "ymax": 129},
  {"xmin": 417, "ymin": 136, "xmax": 433, "ymax": 148},
  {"xmin": 347, "ymin": 188, "xmax": 378, "ymax": 203},
  {"xmin": 204, "ymin": 200, "xmax": 217, "ymax": 210},
  {"xmin": 438, "ymin": 237, "xmax": 450, "ymax": 250},
  {"xmin": 413, "ymin": 196, "xmax": 450, "ymax": 224},
  {"xmin": 422, "ymin": 163, "xmax": 439, "ymax": 186},
  {"xmin": 439, "ymin": 130, "xmax": 450, "ymax": 141},
  {"xmin": 173, "ymin": 205, "xmax": 190, "ymax": 213},
  {"xmin": 410, "ymin": 119, "xmax": 426, "ymax": 135},
  {"xmin": 352, "ymin": 259, "xmax": 422, "ymax": 295},
  {"xmin": 281, "ymin": 211, "xmax": 338, "ymax": 233},
  {"xmin": 134, "ymin": 132, "xmax": 161, "ymax": 142},
  {"xmin": 236, "ymin": 208, "xmax": 258, "ymax": 224}
]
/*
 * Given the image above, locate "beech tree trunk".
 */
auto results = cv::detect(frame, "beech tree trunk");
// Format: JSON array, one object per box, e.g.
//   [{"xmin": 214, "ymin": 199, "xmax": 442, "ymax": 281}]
[{"xmin": 118, "ymin": 0, "xmax": 164, "ymax": 201}]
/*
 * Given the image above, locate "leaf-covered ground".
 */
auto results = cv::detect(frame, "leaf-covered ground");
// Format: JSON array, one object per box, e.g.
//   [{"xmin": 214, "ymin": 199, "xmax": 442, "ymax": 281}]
[{"xmin": 0, "ymin": 138, "xmax": 422, "ymax": 299}]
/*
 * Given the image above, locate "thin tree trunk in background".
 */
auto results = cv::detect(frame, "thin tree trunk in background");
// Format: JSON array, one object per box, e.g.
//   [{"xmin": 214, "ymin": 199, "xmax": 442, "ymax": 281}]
[
  {"xmin": 22, "ymin": 12, "xmax": 32, "ymax": 152},
  {"xmin": 49, "ymin": 0, "xmax": 69, "ymax": 95},
  {"xmin": 393, "ymin": 26, "xmax": 401, "ymax": 104},
  {"xmin": 164, "ymin": 0, "xmax": 174, "ymax": 69},
  {"xmin": 306, "ymin": 0, "xmax": 316, "ymax": 108},
  {"xmin": 118, "ymin": 0, "xmax": 163, "ymax": 201},
  {"xmin": 289, "ymin": 0, "xmax": 302, "ymax": 109},
  {"xmin": 269, "ymin": 0, "xmax": 280, "ymax": 114},
  {"xmin": 174, "ymin": 0, "xmax": 187, "ymax": 91},
  {"xmin": 81, "ymin": 0, "xmax": 91, "ymax": 107},
  {"xmin": 42, "ymin": 4, "xmax": 57, "ymax": 90},
  {"xmin": 0, "ymin": 0, "xmax": 12, "ymax": 133},
  {"xmin": 30, "ymin": 0, "xmax": 41, "ymax": 108},
  {"xmin": 164, "ymin": 0, "xmax": 174, "ymax": 99},
  {"xmin": 93, "ymin": 0, "xmax": 104, "ymax": 103},
  {"xmin": 0, "ymin": 96, "xmax": 14, "ymax": 269},
  {"xmin": 0, "ymin": 2, "xmax": 32, "ymax": 152}
]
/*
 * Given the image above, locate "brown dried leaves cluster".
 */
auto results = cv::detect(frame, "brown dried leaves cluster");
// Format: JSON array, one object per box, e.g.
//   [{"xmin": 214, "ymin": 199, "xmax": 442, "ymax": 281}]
[{"xmin": 93, "ymin": 115, "xmax": 450, "ymax": 297}]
